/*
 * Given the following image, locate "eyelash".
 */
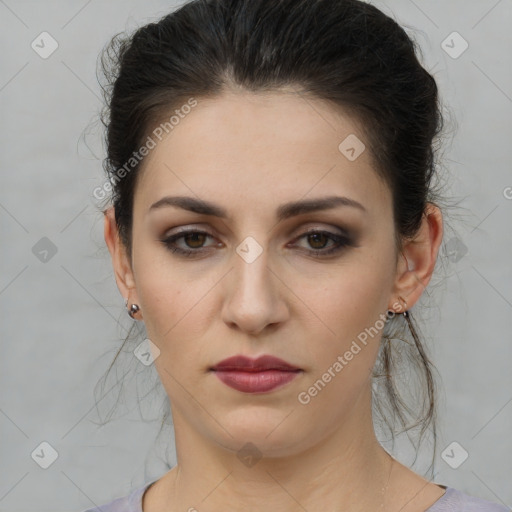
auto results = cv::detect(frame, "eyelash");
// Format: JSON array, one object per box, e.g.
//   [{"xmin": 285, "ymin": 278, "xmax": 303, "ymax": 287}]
[{"xmin": 161, "ymin": 228, "xmax": 354, "ymax": 258}]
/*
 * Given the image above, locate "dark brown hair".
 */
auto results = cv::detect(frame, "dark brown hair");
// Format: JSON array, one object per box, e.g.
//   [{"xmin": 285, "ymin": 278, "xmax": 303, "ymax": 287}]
[{"xmin": 95, "ymin": 0, "xmax": 457, "ymax": 477}]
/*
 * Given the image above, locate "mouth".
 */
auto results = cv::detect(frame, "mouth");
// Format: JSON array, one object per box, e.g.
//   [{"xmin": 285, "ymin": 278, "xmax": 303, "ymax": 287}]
[{"xmin": 209, "ymin": 354, "xmax": 303, "ymax": 393}]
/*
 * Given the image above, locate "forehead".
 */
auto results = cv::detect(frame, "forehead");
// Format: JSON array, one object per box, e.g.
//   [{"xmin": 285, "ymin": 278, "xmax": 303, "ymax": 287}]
[{"xmin": 134, "ymin": 90, "xmax": 391, "ymax": 220}]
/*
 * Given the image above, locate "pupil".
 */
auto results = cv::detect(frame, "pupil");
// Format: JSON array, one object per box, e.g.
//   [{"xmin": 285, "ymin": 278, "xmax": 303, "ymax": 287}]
[
  {"xmin": 309, "ymin": 233, "xmax": 327, "ymax": 249},
  {"xmin": 186, "ymin": 233, "xmax": 204, "ymax": 248}
]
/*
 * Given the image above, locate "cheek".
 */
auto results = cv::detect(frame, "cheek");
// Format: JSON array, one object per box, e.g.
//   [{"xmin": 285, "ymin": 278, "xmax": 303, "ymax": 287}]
[
  {"xmin": 132, "ymin": 243, "xmax": 185, "ymax": 342},
  {"xmin": 132, "ymin": 245, "xmax": 217, "ymax": 366},
  {"xmin": 298, "ymin": 249, "xmax": 395, "ymax": 387},
  {"xmin": 308, "ymin": 257, "xmax": 394, "ymax": 339},
  {"xmin": 295, "ymin": 273, "xmax": 390, "ymax": 418},
  {"xmin": 137, "ymin": 274, "xmax": 198, "ymax": 350}
]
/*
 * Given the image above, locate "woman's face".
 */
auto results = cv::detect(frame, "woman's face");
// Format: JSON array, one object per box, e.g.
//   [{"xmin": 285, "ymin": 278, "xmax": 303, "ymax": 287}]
[{"xmin": 123, "ymin": 90, "xmax": 402, "ymax": 456}]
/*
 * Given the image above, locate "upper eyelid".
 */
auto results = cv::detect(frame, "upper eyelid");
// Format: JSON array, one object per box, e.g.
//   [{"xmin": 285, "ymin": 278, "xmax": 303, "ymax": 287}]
[{"xmin": 164, "ymin": 222, "xmax": 352, "ymax": 237}]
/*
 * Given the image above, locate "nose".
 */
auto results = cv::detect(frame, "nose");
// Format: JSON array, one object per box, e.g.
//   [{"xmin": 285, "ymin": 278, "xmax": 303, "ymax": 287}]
[{"xmin": 221, "ymin": 245, "xmax": 289, "ymax": 335}]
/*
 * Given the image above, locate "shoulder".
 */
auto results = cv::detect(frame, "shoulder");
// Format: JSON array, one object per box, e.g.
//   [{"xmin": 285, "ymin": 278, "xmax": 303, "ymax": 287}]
[
  {"xmin": 78, "ymin": 481, "xmax": 154, "ymax": 512},
  {"xmin": 427, "ymin": 486, "xmax": 511, "ymax": 512}
]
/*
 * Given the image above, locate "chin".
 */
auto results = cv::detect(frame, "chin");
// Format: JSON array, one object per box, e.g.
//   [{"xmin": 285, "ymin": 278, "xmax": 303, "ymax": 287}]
[{"xmin": 212, "ymin": 412, "xmax": 307, "ymax": 458}]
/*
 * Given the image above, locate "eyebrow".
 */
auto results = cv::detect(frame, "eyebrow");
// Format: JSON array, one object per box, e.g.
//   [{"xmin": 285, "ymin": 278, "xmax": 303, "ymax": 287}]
[{"xmin": 148, "ymin": 195, "xmax": 367, "ymax": 221}]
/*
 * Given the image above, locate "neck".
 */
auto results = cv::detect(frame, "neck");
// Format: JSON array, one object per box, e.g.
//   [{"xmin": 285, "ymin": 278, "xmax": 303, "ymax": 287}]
[{"xmin": 163, "ymin": 385, "xmax": 396, "ymax": 512}]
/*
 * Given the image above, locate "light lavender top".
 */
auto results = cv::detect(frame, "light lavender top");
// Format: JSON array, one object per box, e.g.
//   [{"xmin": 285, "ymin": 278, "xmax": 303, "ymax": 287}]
[{"xmin": 80, "ymin": 482, "xmax": 511, "ymax": 512}]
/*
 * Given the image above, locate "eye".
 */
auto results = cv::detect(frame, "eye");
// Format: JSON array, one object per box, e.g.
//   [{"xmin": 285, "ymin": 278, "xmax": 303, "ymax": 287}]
[
  {"xmin": 161, "ymin": 229, "xmax": 219, "ymax": 257},
  {"xmin": 292, "ymin": 229, "xmax": 354, "ymax": 257},
  {"xmin": 161, "ymin": 228, "xmax": 355, "ymax": 258}
]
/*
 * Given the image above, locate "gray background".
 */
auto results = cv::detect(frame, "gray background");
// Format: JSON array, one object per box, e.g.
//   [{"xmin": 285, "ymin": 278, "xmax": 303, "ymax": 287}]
[{"xmin": 1, "ymin": 1, "xmax": 511, "ymax": 511}]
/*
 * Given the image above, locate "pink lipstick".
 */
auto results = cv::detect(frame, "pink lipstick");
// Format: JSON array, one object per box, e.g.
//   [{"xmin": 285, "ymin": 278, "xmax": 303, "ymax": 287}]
[{"xmin": 210, "ymin": 355, "xmax": 302, "ymax": 393}]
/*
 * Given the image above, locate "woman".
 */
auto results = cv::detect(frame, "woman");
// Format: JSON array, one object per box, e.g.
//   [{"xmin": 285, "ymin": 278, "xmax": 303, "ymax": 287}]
[{"xmin": 83, "ymin": 0, "xmax": 509, "ymax": 511}]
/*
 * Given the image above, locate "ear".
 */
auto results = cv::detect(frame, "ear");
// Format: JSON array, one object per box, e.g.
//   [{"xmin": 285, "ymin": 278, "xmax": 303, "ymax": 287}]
[
  {"xmin": 104, "ymin": 206, "xmax": 137, "ymax": 301},
  {"xmin": 389, "ymin": 203, "xmax": 443, "ymax": 313}
]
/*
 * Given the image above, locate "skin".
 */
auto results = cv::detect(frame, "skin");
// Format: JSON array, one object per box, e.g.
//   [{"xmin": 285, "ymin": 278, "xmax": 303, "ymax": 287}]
[{"xmin": 104, "ymin": 89, "xmax": 445, "ymax": 512}]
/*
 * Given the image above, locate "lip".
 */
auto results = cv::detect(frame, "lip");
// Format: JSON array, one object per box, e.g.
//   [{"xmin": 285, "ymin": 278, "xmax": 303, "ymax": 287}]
[
  {"xmin": 210, "ymin": 355, "xmax": 302, "ymax": 394},
  {"xmin": 210, "ymin": 355, "xmax": 301, "ymax": 372}
]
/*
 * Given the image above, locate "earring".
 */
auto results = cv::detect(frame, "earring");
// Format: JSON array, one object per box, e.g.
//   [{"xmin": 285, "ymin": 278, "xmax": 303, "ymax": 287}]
[
  {"xmin": 124, "ymin": 298, "xmax": 140, "ymax": 319},
  {"xmin": 128, "ymin": 304, "xmax": 140, "ymax": 318},
  {"xmin": 387, "ymin": 296, "xmax": 409, "ymax": 318}
]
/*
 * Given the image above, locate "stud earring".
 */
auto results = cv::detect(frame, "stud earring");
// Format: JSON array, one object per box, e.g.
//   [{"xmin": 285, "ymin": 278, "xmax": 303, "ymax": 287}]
[
  {"xmin": 124, "ymin": 298, "xmax": 140, "ymax": 319},
  {"xmin": 387, "ymin": 295, "xmax": 409, "ymax": 318},
  {"xmin": 128, "ymin": 304, "xmax": 140, "ymax": 318}
]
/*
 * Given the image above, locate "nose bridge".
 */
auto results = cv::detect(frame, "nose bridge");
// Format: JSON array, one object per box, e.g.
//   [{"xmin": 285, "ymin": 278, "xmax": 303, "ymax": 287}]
[
  {"xmin": 234, "ymin": 236, "xmax": 274, "ymax": 304},
  {"xmin": 222, "ymin": 234, "xmax": 286, "ymax": 333}
]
